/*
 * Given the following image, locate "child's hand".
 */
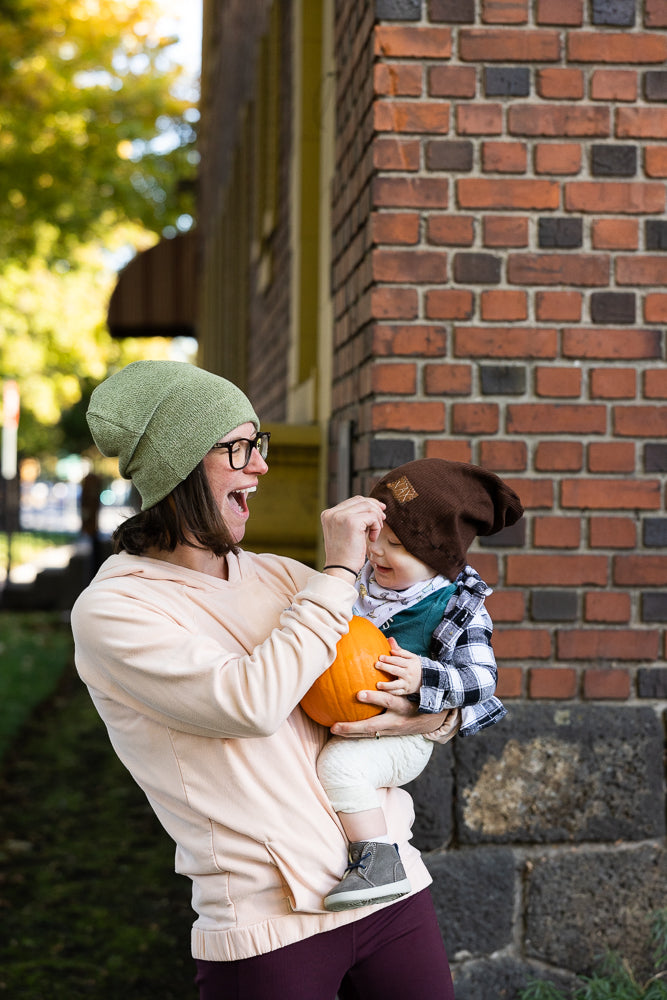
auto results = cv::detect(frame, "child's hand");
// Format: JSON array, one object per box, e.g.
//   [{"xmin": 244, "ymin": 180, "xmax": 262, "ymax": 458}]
[{"xmin": 375, "ymin": 637, "xmax": 422, "ymax": 696}]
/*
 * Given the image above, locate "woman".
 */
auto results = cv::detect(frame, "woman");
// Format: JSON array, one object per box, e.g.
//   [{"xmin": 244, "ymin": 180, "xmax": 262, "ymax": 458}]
[{"xmin": 71, "ymin": 359, "xmax": 458, "ymax": 999}]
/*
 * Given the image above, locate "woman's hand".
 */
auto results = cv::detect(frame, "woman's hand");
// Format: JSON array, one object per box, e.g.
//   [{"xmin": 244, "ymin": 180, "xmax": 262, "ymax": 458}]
[
  {"xmin": 320, "ymin": 496, "xmax": 385, "ymax": 577},
  {"xmin": 330, "ymin": 688, "xmax": 458, "ymax": 740},
  {"xmin": 375, "ymin": 637, "xmax": 422, "ymax": 696}
]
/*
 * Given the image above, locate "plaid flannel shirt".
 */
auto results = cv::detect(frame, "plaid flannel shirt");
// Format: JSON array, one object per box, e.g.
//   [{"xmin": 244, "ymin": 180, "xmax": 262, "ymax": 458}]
[{"xmin": 416, "ymin": 566, "xmax": 506, "ymax": 737}]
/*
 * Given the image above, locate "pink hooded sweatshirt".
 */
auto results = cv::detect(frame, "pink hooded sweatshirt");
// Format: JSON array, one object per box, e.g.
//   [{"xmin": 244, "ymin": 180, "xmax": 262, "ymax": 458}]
[{"xmin": 71, "ymin": 548, "xmax": 440, "ymax": 962}]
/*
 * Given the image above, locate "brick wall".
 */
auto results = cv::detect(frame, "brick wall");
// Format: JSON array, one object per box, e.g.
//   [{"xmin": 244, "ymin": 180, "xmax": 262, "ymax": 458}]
[{"xmin": 331, "ymin": 0, "xmax": 667, "ymax": 710}]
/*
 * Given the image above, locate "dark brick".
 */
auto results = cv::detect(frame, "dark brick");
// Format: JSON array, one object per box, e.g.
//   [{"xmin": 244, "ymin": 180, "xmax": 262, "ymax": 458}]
[
  {"xmin": 485, "ymin": 67, "xmax": 531, "ymax": 97},
  {"xmin": 644, "ymin": 71, "xmax": 667, "ymax": 101},
  {"xmin": 406, "ymin": 741, "xmax": 455, "ymax": 850},
  {"xmin": 531, "ymin": 590, "xmax": 579, "ymax": 621},
  {"xmin": 590, "ymin": 291, "xmax": 636, "ymax": 324},
  {"xmin": 638, "ymin": 667, "xmax": 667, "ymax": 698},
  {"xmin": 538, "ymin": 217, "xmax": 583, "ymax": 248},
  {"xmin": 641, "ymin": 592, "xmax": 667, "ymax": 622},
  {"xmin": 369, "ymin": 438, "xmax": 415, "ymax": 469},
  {"xmin": 591, "ymin": 0, "xmax": 636, "ymax": 26},
  {"xmin": 375, "ymin": 0, "xmax": 421, "ymax": 18},
  {"xmin": 480, "ymin": 364, "xmax": 527, "ymax": 395},
  {"xmin": 643, "ymin": 517, "xmax": 667, "ymax": 546},
  {"xmin": 645, "ymin": 443, "xmax": 667, "ymax": 472},
  {"xmin": 591, "ymin": 144, "xmax": 637, "ymax": 177},
  {"xmin": 453, "ymin": 253, "xmax": 501, "ymax": 284},
  {"xmin": 430, "ymin": 0, "xmax": 475, "ymax": 21},
  {"xmin": 479, "ymin": 519, "xmax": 526, "ymax": 547},
  {"xmin": 646, "ymin": 219, "xmax": 667, "ymax": 250},
  {"xmin": 426, "ymin": 140, "xmax": 474, "ymax": 172}
]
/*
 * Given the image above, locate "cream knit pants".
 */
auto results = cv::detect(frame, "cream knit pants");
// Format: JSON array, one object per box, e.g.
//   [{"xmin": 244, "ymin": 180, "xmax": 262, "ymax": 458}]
[{"xmin": 317, "ymin": 734, "xmax": 434, "ymax": 814}]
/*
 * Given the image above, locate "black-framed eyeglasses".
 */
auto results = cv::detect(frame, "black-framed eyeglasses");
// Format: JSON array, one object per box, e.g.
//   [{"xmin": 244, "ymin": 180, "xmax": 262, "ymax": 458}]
[{"xmin": 210, "ymin": 431, "xmax": 271, "ymax": 469}]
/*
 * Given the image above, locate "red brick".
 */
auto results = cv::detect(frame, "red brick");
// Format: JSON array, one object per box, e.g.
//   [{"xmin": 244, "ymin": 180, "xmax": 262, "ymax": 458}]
[
  {"xmin": 451, "ymin": 403, "xmax": 499, "ymax": 434},
  {"xmin": 617, "ymin": 256, "xmax": 667, "ymax": 285},
  {"xmin": 483, "ymin": 216, "xmax": 529, "ymax": 247},
  {"xmin": 535, "ymin": 291, "xmax": 582, "ymax": 321},
  {"xmin": 617, "ymin": 107, "xmax": 667, "ymax": 138},
  {"xmin": 458, "ymin": 178, "xmax": 559, "ymax": 209},
  {"xmin": 428, "ymin": 65, "xmax": 476, "ymax": 98},
  {"xmin": 494, "ymin": 629, "xmax": 552, "ymax": 660},
  {"xmin": 479, "ymin": 439, "xmax": 528, "ymax": 471},
  {"xmin": 375, "ymin": 100, "xmax": 450, "ymax": 134},
  {"xmin": 495, "ymin": 666, "xmax": 524, "ymax": 698},
  {"xmin": 584, "ymin": 592, "xmax": 631, "ymax": 624},
  {"xmin": 454, "ymin": 327, "xmax": 558, "ymax": 358},
  {"xmin": 374, "ymin": 63, "xmax": 423, "ymax": 97},
  {"xmin": 534, "ymin": 142, "xmax": 582, "ymax": 174},
  {"xmin": 591, "ymin": 218, "xmax": 639, "ymax": 250},
  {"xmin": 645, "ymin": 146, "xmax": 667, "ymax": 177},
  {"xmin": 561, "ymin": 478, "xmax": 660, "ymax": 509},
  {"xmin": 510, "ymin": 105, "xmax": 609, "ymax": 137},
  {"xmin": 529, "ymin": 668, "xmax": 578, "ymax": 699},
  {"xmin": 590, "ymin": 69, "xmax": 638, "ymax": 102},
  {"xmin": 372, "ymin": 362, "xmax": 417, "ymax": 394},
  {"xmin": 583, "ymin": 669, "xmax": 631, "ymax": 699},
  {"xmin": 614, "ymin": 554, "xmax": 667, "ymax": 585},
  {"xmin": 486, "ymin": 591, "xmax": 526, "ymax": 622},
  {"xmin": 534, "ymin": 516, "xmax": 581, "ymax": 548},
  {"xmin": 482, "ymin": 141, "xmax": 527, "ymax": 172},
  {"xmin": 589, "ymin": 367, "xmax": 636, "ymax": 399},
  {"xmin": 565, "ymin": 182, "xmax": 665, "ymax": 214},
  {"xmin": 534, "ymin": 441, "xmax": 583, "ymax": 471},
  {"xmin": 646, "ymin": 0, "xmax": 667, "ymax": 26},
  {"xmin": 644, "ymin": 370, "xmax": 667, "ymax": 399},
  {"xmin": 372, "ymin": 401, "xmax": 445, "ymax": 431},
  {"xmin": 374, "ymin": 25, "xmax": 453, "ymax": 58},
  {"xmin": 589, "ymin": 516, "xmax": 636, "ymax": 549},
  {"xmin": 506, "ymin": 478, "xmax": 553, "ymax": 508},
  {"xmin": 615, "ymin": 405, "xmax": 667, "ymax": 437},
  {"xmin": 457, "ymin": 104, "xmax": 503, "ymax": 135},
  {"xmin": 536, "ymin": 0, "xmax": 583, "ymax": 25},
  {"xmin": 427, "ymin": 216, "xmax": 475, "ymax": 246},
  {"xmin": 373, "ymin": 325, "xmax": 448, "ymax": 356},
  {"xmin": 459, "ymin": 29, "xmax": 561, "ymax": 62},
  {"xmin": 424, "ymin": 439, "xmax": 472, "ymax": 462},
  {"xmin": 567, "ymin": 32, "xmax": 667, "ymax": 64},
  {"xmin": 370, "ymin": 286, "xmax": 419, "ymax": 319},
  {"xmin": 373, "ymin": 138, "xmax": 421, "ymax": 171},
  {"xmin": 507, "ymin": 554, "xmax": 607, "ymax": 585},
  {"xmin": 563, "ymin": 327, "xmax": 661, "ymax": 359},
  {"xmin": 371, "ymin": 211, "xmax": 420, "ymax": 245},
  {"xmin": 468, "ymin": 552, "xmax": 499, "ymax": 584},
  {"xmin": 372, "ymin": 249, "xmax": 448, "ymax": 283},
  {"xmin": 537, "ymin": 68, "xmax": 584, "ymax": 100},
  {"xmin": 373, "ymin": 176, "xmax": 449, "ymax": 209},
  {"xmin": 645, "ymin": 294, "xmax": 667, "ymax": 322},
  {"xmin": 481, "ymin": 290, "xmax": 527, "ymax": 321},
  {"xmin": 507, "ymin": 404, "xmax": 606, "ymax": 434},
  {"xmin": 558, "ymin": 629, "xmax": 658, "ymax": 660},
  {"xmin": 587, "ymin": 442, "xmax": 635, "ymax": 473},
  {"xmin": 426, "ymin": 289, "xmax": 474, "ymax": 320},
  {"xmin": 424, "ymin": 363, "xmax": 472, "ymax": 395},
  {"xmin": 508, "ymin": 254, "xmax": 609, "ymax": 286},
  {"xmin": 535, "ymin": 366, "xmax": 582, "ymax": 397},
  {"xmin": 483, "ymin": 0, "xmax": 529, "ymax": 23}
]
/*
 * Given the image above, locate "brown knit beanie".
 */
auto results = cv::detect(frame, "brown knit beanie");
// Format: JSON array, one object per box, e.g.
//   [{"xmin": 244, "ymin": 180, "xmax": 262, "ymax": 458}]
[{"xmin": 370, "ymin": 458, "xmax": 524, "ymax": 580}]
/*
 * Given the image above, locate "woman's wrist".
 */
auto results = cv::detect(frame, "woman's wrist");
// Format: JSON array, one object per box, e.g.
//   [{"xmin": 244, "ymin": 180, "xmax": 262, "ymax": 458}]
[{"xmin": 322, "ymin": 564, "xmax": 360, "ymax": 582}]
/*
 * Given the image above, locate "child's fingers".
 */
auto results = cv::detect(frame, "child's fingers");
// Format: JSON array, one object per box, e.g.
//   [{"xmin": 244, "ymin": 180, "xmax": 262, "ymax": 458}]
[{"xmin": 376, "ymin": 678, "xmax": 410, "ymax": 695}]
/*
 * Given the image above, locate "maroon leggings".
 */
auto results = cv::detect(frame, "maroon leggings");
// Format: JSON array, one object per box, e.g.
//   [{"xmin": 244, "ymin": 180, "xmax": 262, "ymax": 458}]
[{"xmin": 194, "ymin": 889, "xmax": 454, "ymax": 1000}]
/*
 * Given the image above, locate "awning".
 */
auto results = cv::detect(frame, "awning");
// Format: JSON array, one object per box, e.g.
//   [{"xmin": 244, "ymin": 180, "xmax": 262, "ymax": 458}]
[{"xmin": 107, "ymin": 231, "xmax": 198, "ymax": 338}]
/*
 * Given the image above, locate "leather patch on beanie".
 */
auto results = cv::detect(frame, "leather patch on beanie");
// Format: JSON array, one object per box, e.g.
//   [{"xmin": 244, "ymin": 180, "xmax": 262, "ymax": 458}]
[{"xmin": 386, "ymin": 476, "xmax": 418, "ymax": 504}]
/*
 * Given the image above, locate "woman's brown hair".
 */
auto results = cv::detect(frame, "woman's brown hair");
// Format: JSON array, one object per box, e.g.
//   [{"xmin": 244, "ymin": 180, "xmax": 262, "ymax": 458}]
[{"xmin": 113, "ymin": 462, "xmax": 237, "ymax": 557}]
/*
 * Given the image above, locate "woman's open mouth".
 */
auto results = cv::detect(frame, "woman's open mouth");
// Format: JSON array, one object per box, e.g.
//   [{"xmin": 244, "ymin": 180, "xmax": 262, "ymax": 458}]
[{"xmin": 227, "ymin": 487, "xmax": 256, "ymax": 517}]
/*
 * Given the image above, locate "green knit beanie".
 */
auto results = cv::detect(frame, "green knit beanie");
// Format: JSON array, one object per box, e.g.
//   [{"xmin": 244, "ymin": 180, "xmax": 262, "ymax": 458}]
[{"xmin": 86, "ymin": 360, "xmax": 259, "ymax": 510}]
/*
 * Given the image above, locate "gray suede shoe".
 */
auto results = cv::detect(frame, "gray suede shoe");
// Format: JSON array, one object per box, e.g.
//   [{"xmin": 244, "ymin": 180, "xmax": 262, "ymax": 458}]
[{"xmin": 323, "ymin": 841, "xmax": 411, "ymax": 911}]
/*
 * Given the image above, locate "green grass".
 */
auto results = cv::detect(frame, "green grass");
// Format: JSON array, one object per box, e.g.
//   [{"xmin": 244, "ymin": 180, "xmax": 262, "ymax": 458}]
[
  {"xmin": 0, "ymin": 612, "xmax": 75, "ymax": 759},
  {"xmin": 0, "ymin": 665, "xmax": 195, "ymax": 998}
]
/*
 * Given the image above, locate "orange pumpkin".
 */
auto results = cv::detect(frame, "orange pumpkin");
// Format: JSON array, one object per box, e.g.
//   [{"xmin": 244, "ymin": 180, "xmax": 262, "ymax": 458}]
[{"xmin": 300, "ymin": 616, "xmax": 393, "ymax": 727}]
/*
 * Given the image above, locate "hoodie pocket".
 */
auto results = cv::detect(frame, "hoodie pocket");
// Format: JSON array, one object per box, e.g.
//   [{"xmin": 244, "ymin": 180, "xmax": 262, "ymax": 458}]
[{"xmin": 265, "ymin": 839, "xmax": 343, "ymax": 914}]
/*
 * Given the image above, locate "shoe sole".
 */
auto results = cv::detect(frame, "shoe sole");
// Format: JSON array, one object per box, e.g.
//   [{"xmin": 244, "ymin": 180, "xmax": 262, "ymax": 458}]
[{"xmin": 323, "ymin": 878, "xmax": 412, "ymax": 912}]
